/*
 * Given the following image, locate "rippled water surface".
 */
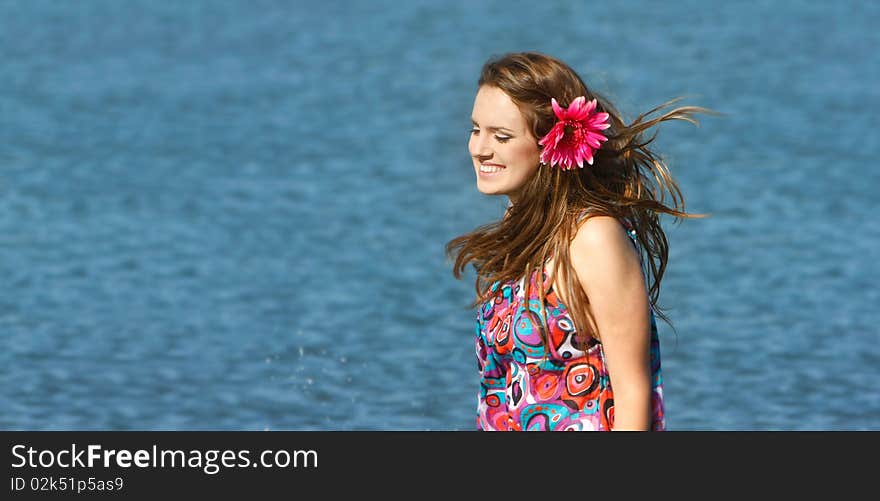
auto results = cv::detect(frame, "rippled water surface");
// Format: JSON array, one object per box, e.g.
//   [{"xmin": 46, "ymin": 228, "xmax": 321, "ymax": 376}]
[{"xmin": 1, "ymin": 0, "xmax": 878, "ymax": 430}]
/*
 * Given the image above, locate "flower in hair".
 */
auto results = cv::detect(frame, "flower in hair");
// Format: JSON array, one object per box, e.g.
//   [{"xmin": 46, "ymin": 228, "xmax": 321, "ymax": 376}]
[{"xmin": 538, "ymin": 96, "xmax": 611, "ymax": 169}]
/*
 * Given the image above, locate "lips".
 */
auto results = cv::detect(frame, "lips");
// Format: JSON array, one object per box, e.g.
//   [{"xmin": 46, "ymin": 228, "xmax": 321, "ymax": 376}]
[{"xmin": 479, "ymin": 163, "xmax": 506, "ymax": 176}]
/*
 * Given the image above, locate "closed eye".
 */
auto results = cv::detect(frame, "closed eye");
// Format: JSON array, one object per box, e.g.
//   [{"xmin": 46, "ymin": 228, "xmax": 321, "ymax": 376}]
[{"xmin": 470, "ymin": 128, "xmax": 511, "ymax": 143}]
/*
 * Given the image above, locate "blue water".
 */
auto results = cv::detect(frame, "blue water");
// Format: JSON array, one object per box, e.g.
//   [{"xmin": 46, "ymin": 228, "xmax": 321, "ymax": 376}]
[{"xmin": 1, "ymin": 0, "xmax": 878, "ymax": 430}]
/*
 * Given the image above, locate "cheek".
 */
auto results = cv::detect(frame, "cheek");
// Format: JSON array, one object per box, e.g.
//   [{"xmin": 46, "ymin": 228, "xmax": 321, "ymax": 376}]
[{"xmin": 510, "ymin": 142, "xmax": 540, "ymax": 166}]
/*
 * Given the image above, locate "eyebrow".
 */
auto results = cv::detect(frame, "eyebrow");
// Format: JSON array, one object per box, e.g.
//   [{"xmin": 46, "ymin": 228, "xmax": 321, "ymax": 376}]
[{"xmin": 470, "ymin": 118, "xmax": 515, "ymax": 134}]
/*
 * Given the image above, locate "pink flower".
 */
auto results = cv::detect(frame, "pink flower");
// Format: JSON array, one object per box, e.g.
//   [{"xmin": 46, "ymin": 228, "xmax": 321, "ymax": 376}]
[{"xmin": 538, "ymin": 96, "xmax": 611, "ymax": 170}]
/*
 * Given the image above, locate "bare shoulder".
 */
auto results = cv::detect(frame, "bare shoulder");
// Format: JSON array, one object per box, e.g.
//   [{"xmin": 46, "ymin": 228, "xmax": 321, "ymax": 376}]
[
  {"xmin": 569, "ymin": 215, "xmax": 641, "ymax": 280},
  {"xmin": 571, "ymin": 216, "xmax": 635, "ymax": 256}
]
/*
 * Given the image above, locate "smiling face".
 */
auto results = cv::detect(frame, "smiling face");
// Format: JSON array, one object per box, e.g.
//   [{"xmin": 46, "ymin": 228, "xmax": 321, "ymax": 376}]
[{"xmin": 468, "ymin": 85, "xmax": 542, "ymax": 203}]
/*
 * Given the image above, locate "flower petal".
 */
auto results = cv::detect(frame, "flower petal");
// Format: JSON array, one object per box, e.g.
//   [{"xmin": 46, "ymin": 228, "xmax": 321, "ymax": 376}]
[
  {"xmin": 551, "ymin": 98, "xmax": 565, "ymax": 120},
  {"xmin": 569, "ymin": 97, "xmax": 591, "ymax": 120},
  {"xmin": 585, "ymin": 132, "xmax": 604, "ymax": 148}
]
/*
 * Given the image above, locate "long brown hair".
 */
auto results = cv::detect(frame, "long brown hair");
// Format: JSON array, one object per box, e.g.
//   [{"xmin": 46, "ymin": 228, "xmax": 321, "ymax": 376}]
[{"xmin": 446, "ymin": 51, "xmax": 718, "ymax": 348}]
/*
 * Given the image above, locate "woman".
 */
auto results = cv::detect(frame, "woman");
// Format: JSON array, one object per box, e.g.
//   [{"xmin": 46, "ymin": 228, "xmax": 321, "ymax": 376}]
[{"xmin": 447, "ymin": 52, "xmax": 714, "ymax": 431}]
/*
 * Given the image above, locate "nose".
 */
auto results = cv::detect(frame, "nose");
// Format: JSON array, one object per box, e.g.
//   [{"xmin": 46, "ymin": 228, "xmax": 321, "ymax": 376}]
[{"xmin": 470, "ymin": 132, "xmax": 493, "ymax": 161}]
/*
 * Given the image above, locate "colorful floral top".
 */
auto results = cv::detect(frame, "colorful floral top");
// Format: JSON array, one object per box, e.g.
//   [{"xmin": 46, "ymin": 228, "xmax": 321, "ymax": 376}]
[{"xmin": 475, "ymin": 219, "xmax": 666, "ymax": 431}]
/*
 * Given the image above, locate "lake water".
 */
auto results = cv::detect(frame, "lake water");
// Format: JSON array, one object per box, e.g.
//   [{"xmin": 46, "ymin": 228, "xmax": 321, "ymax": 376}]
[{"xmin": 1, "ymin": 0, "xmax": 878, "ymax": 430}]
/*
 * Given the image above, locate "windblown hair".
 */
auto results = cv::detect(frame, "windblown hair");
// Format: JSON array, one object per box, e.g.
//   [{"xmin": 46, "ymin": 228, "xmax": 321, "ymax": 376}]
[{"xmin": 446, "ymin": 51, "xmax": 717, "ymax": 348}]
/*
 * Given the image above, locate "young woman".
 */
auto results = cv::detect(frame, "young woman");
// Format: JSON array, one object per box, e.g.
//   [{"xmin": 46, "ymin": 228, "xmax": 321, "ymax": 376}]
[{"xmin": 447, "ymin": 52, "xmax": 714, "ymax": 431}]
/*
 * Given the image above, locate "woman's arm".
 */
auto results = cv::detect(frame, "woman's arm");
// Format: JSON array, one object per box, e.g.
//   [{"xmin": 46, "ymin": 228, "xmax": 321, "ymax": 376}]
[{"xmin": 569, "ymin": 216, "xmax": 652, "ymax": 431}]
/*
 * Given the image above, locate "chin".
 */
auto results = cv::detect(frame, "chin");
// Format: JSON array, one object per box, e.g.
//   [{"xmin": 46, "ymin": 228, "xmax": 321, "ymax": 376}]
[{"xmin": 476, "ymin": 180, "xmax": 507, "ymax": 197}]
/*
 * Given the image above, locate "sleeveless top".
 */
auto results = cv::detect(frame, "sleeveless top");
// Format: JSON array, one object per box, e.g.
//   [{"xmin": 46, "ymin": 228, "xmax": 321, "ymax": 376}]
[{"xmin": 475, "ymin": 215, "xmax": 666, "ymax": 431}]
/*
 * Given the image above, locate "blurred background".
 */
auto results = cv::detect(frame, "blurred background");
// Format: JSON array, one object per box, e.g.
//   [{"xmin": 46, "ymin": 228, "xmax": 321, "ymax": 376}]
[{"xmin": 1, "ymin": 0, "xmax": 877, "ymax": 430}]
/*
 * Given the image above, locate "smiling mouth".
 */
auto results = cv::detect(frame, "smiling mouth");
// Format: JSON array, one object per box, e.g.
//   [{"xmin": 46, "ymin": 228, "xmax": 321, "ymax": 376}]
[{"xmin": 479, "ymin": 164, "xmax": 506, "ymax": 173}]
